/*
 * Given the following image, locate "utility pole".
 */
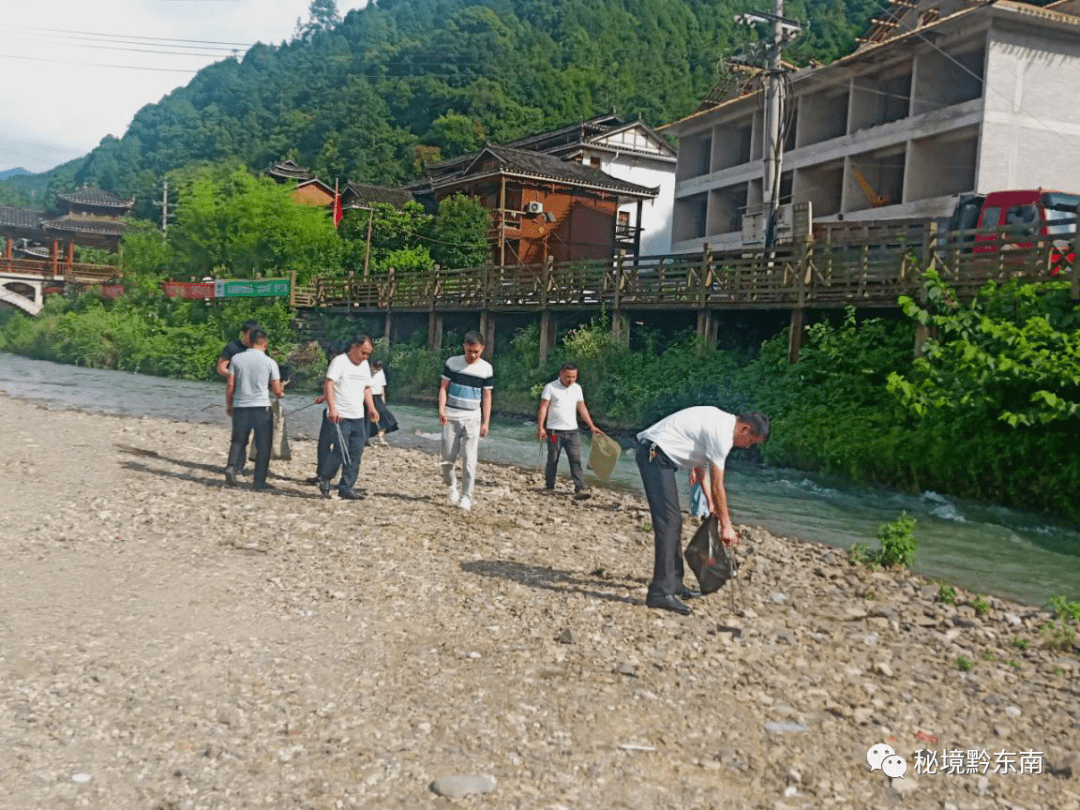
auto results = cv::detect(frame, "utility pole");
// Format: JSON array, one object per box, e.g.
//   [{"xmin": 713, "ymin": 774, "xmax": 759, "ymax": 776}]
[
  {"xmin": 762, "ymin": 0, "xmax": 784, "ymax": 248},
  {"xmin": 737, "ymin": 2, "xmax": 801, "ymax": 247},
  {"xmin": 162, "ymin": 179, "xmax": 169, "ymax": 236}
]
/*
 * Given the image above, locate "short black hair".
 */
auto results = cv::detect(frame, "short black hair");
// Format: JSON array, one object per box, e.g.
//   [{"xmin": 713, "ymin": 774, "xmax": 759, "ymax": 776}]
[
  {"xmin": 560, "ymin": 363, "xmax": 578, "ymax": 372},
  {"xmin": 371, "ymin": 359, "xmax": 384, "ymax": 371},
  {"xmin": 346, "ymin": 333, "xmax": 373, "ymax": 350},
  {"xmin": 737, "ymin": 412, "xmax": 770, "ymax": 442},
  {"xmin": 462, "ymin": 330, "xmax": 485, "ymax": 346},
  {"xmin": 241, "ymin": 320, "xmax": 261, "ymax": 333},
  {"xmin": 248, "ymin": 328, "xmax": 268, "ymax": 345}
]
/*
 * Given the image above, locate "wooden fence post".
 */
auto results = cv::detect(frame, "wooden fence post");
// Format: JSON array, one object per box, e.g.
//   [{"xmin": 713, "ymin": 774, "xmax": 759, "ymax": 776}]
[
  {"xmin": 427, "ymin": 311, "xmax": 444, "ymax": 350},
  {"xmin": 611, "ymin": 251, "xmax": 629, "ymax": 346},
  {"xmin": 538, "ymin": 256, "xmax": 555, "ymax": 366},
  {"xmin": 787, "ymin": 232, "xmax": 811, "ymax": 363}
]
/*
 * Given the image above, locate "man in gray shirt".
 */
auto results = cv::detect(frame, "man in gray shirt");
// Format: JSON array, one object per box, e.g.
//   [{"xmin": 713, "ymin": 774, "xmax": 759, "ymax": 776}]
[{"xmin": 225, "ymin": 329, "xmax": 284, "ymax": 491}]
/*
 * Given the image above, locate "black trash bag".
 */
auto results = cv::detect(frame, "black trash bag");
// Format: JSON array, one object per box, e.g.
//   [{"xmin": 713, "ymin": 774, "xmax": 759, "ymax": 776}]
[{"xmin": 683, "ymin": 515, "xmax": 736, "ymax": 594}]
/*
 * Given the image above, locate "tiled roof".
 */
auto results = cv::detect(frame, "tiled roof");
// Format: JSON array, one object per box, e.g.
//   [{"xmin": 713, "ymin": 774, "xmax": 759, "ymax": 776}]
[
  {"xmin": 505, "ymin": 114, "xmax": 625, "ymax": 156},
  {"xmin": 343, "ymin": 183, "xmax": 415, "ymax": 208},
  {"xmin": 41, "ymin": 215, "xmax": 128, "ymax": 237},
  {"xmin": 0, "ymin": 206, "xmax": 44, "ymax": 230},
  {"xmin": 55, "ymin": 187, "xmax": 134, "ymax": 209},
  {"xmin": 267, "ymin": 159, "xmax": 314, "ymax": 181},
  {"xmin": 446, "ymin": 145, "xmax": 657, "ymax": 198}
]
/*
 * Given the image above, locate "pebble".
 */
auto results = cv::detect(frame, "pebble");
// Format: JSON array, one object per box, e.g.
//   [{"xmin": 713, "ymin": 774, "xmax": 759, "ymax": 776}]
[{"xmin": 429, "ymin": 774, "xmax": 497, "ymax": 798}]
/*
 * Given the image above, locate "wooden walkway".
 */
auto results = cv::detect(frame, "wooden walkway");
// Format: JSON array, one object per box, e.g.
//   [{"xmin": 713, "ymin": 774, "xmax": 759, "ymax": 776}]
[{"xmin": 292, "ymin": 220, "xmax": 1077, "ymax": 314}]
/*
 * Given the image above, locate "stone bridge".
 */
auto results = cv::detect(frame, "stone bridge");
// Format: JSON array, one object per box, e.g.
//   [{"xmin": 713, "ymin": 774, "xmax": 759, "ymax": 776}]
[
  {"xmin": 0, "ymin": 259, "xmax": 117, "ymax": 316},
  {"xmin": 0, "ymin": 271, "xmax": 59, "ymax": 316}
]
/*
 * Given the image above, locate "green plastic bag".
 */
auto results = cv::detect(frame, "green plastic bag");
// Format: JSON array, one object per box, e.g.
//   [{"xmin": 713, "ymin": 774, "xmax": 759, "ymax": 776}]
[{"xmin": 586, "ymin": 433, "xmax": 622, "ymax": 482}]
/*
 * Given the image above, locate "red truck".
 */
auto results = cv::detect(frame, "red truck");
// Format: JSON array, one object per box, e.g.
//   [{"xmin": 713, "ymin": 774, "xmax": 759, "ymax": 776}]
[{"xmin": 948, "ymin": 189, "xmax": 1078, "ymax": 271}]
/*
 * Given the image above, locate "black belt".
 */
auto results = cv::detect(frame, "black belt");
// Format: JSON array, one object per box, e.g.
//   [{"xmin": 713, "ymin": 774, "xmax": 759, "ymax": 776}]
[{"xmin": 637, "ymin": 439, "xmax": 676, "ymax": 468}]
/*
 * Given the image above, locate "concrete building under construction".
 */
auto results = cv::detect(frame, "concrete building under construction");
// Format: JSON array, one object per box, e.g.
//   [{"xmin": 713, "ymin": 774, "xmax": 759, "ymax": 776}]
[{"xmin": 663, "ymin": 0, "xmax": 1080, "ymax": 251}]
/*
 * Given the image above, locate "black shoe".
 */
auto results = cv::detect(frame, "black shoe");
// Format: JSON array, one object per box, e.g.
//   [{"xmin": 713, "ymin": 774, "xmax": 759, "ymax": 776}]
[
  {"xmin": 679, "ymin": 586, "xmax": 702, "ymax": 600},
  {"xmin": 646, "ymin": 594, "xmax": 692, "ymax": 615},
  {"xmin": 252, "ymin": 481, "xmax": 275, "ymax": 492},
  {"xmin": 338, "ymin": 490, "xmax": 366, "ymax": 500},
  {"xmin": 224, "ymin": 467, "xmax": 238, "ymax": 487},
  {"xmin": 574, "ymin": 490, "xmax": 591, "ymax": 501},
  {"xmin": 318, "ymin": 478, "xmax": 331, "ymax": 498}
]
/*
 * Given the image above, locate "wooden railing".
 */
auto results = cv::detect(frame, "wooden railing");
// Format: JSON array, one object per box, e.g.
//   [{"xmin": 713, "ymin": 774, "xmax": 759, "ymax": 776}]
[
  {"xmin": 294, "ymin": 219, "xmax": 1076, "ymax": 313},
  {"xmin": 0, "ymin": 257, "xmax": 118, "ymax": 284}
]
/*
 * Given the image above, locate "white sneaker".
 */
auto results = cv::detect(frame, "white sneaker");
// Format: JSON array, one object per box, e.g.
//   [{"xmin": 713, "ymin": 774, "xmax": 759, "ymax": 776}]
[
  {"xmin": 448, "ymin": 482, "xmax": 460, "ymax": 505},
  {"xmin": 458, "ymin": 496, "xmax": 472, "ymax": 511}
]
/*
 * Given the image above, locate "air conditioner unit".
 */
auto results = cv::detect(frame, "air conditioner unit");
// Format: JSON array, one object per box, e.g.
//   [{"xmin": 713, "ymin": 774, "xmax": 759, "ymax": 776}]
[{"xmin": 526, "ymin": 201, "xmax": 544, "ymax": 214}]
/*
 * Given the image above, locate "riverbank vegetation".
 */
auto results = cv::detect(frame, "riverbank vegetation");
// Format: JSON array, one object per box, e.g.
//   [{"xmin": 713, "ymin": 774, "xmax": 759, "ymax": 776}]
[{"xmin": 2, "ymin": 273, "xmax": 1077, "ymax": 523}]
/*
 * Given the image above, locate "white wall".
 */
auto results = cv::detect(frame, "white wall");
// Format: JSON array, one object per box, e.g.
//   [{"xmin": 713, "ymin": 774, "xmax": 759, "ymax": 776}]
[
  {"xmin": 979, "ymin": 22, "xmax": 1080, "ymax": 192},
  {"xmin": 600, "ymin": 155, "xmax": 676, "ymax": 255}
]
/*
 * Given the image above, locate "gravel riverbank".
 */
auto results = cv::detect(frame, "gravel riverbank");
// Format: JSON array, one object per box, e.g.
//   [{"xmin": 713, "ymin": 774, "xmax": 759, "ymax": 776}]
[{"xmin": 1, "ymin": 393, "xmax": 1077, "ymax": 809}]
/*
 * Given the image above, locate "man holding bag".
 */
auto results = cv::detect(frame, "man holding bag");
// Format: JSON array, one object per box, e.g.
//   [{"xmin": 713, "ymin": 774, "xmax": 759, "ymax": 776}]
[
  {"xmin": 635, "ymin": 408, "xmax": 770, "ymax": 615},
  {"xmin": 536, "ymin": 363, "xmax": 602, "ymax": 500}
]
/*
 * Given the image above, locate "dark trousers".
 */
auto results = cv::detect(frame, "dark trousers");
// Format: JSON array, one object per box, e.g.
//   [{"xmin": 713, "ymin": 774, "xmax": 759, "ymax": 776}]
[
  {"xmin": 545, "ymin": 429, "xmax": 586, "ymax": 491},
  {"xmin": 228, "ymin": 406, "xmax": 273, "ymax": 484},
  {"xmin": 318, "ymin": 417, "xmax": 367, "ymax": 495},
  {"xmin": 636, "ymin": 444, "xmax": 685, "ymax": 599},
  {"xmin": 316, "ymin": 409, "xmax": 334, "ymax": 471}
]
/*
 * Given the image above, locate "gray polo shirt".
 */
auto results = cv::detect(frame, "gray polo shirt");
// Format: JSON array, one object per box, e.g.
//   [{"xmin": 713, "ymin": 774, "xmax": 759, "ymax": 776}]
[{"xmin": 229, "ymin": 350, "xmax": 280, "ymax": 407}]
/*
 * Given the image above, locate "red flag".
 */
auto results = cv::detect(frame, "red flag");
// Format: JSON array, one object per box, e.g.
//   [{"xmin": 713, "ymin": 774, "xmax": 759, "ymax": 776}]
[{"xmin": 333, "ymin": 180, "xmax": 343, "ymax": 227}]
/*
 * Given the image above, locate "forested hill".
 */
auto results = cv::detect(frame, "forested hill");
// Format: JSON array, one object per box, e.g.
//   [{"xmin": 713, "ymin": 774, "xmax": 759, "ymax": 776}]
[{"xmin": 26, "ymin": 0, "xmax": 876, "ymax": 216}]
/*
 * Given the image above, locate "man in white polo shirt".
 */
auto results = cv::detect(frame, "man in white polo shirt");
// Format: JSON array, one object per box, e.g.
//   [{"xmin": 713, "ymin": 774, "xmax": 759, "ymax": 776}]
[
  {"xmin": 636, "ymin": 407, "xmax": 770, "ymax": 615},
  {"xmin": 317, "ymin": 334, "xmax": 380, "ymax": 501},
  {"xmin": 536, "ymin": 363, "xmax": 601, "ymax": 500}
]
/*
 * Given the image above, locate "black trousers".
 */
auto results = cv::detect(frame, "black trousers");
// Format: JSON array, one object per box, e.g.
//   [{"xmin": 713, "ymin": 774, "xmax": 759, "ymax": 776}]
[
  {"xmin": 545, "ymin": 429, "xmax": 586, "ymax": 491},
  {"xmin": 636, "ymin": 443, "xmax": 685, "ymax": 599},
  {"xmin": 318, "ymin": 416, "xmax": 367, "ymax": 495},
  {"xmin": 316, "ymin": 409, "xmax": 334, "ymax": 471},
  {"xmin": 228, "ymin": 406, "xmax": 273, "ymax": 484}
]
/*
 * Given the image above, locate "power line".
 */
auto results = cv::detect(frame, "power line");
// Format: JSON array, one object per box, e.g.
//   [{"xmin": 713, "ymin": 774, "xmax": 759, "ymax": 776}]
[
  {"xmin": 0, "ymin": 53, "xmax": 200, "ymax": 73},
  {"xmin": 7, "ymin": 38, "xmax": 241, "ymax": 59},
  {"xmin": 0, "ymin": 23, "xmax": 254, "ymax": 48}
]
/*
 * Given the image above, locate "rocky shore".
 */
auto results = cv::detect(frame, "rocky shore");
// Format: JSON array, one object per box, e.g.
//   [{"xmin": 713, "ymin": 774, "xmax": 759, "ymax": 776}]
[{"xmin": 1, "ymin": 393, "xmax": 1077, "ymax": 810}]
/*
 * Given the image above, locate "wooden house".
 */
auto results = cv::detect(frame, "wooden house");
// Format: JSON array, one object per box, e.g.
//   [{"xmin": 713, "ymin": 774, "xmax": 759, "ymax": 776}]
[{"xmin": 420, "ymin": 144, "xmax": 658, "ymax": 266}]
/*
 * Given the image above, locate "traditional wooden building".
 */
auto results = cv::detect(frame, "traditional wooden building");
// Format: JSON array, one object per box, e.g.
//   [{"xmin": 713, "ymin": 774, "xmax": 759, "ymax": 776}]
[
  {"xmin": 418, "ymin": 144, "xmax": 658, "ymax": 265},
  {"xmin": 1, "ymin": 186, "xmax": 131, "ymax": 256},
  {"xmin": 42, "ymin": 187, "xmax": 133, "ymax": 249},
  {"xmin": 505, "ymin": 114, "xmax": 677, "ymax": 254},
  {"xmin": 341, "ymin": 182, "xmax": 415, "ymax": 211}
]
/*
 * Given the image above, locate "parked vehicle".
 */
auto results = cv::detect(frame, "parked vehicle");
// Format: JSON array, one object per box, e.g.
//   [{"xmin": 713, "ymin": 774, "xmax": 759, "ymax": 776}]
[{"xmin": 947, "ymin": 189, "xmax": 1078, "ymax": 271}]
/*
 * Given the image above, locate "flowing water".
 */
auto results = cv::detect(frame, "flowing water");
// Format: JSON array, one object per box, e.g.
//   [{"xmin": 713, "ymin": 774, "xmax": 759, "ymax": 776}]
[{"xmin": 1, "ymin": 352, "xmax": 1076, "ymax": 605}]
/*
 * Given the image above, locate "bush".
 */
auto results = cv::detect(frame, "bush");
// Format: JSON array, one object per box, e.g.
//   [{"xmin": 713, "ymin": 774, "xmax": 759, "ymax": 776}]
[{"xmin": 848, "ymin": 513, "xmax": 917, "ymax": 568}]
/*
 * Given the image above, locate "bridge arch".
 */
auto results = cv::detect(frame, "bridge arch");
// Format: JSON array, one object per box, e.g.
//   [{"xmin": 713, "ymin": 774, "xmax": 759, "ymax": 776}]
[{"xmin": 0, "ymin": 281, "xmax": 43, "ymax": 316}]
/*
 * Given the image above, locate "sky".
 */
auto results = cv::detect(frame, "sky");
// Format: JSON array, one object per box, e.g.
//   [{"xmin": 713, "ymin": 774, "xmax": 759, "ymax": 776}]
[{"xmin": 0, "ymin": 0, "xmax": 369, "ymax": 175}]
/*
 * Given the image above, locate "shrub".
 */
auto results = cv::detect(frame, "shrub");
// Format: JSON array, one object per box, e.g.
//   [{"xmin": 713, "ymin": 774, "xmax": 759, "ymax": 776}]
[{"xmin": 937, "ymin": 584, "xmax": 958, "ymax": 605}]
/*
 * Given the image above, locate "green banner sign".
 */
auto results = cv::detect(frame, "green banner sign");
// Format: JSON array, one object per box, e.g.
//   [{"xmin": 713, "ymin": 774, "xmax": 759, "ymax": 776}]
[{"xmin": 214, "ymin": 278, "xmax": 290, "ymax": 298}]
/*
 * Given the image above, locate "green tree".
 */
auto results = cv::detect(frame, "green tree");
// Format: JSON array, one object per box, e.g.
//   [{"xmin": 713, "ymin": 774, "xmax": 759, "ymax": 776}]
[
  {"xmin": 888, "ymin": 273, "xmax": 1080, "ymax": 427},
  {"xmin": 167, "ymin": 161, "xmax": 342, "ymax": 282},
  {"xmin": 338, "ymin": 201, "xmax": 432, "ymax": 276},
  {"xmin": 295, "ymin": 0, "xmax": 343, "ymax": 41},
  {"xmin": 425, "ymin": 194, "xmax": 490, "ymax": 268}
]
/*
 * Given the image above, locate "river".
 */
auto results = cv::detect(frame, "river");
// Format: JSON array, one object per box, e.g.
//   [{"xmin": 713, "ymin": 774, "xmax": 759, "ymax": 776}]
[{"xmin": 1, "ymin": 352, "xmax": 1076, "ymax": 605}]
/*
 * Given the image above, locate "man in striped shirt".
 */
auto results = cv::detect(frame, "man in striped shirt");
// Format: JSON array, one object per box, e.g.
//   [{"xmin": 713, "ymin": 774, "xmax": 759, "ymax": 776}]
[{"xmin": 437, "ymin": 330, "xmax": 493, "ymax": 512}]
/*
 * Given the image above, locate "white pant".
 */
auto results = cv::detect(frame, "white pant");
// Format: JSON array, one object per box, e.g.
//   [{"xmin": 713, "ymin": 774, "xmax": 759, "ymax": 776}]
[{"xmin": 441, "ymin": 416, "xmax": 481, "ymax": 498}]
